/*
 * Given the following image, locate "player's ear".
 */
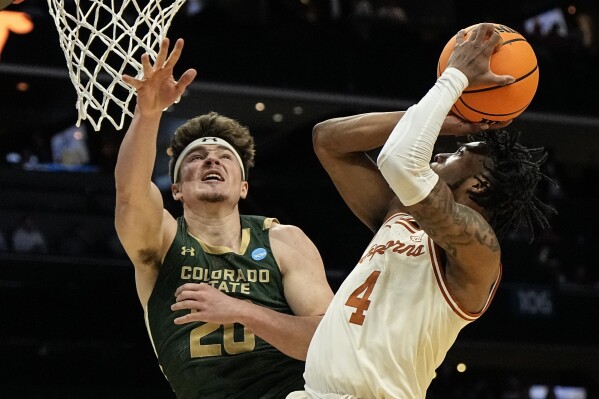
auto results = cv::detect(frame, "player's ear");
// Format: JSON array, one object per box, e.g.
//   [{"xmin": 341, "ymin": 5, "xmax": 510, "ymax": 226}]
[
  {"xmin": 172, "ymin": 183, "xmax": 183, "ymax": 201},
  {"xmin": 240, "ymin": 181, "xmax": 248, "ymax": 200},
  {"xmin": 469, "ymin": 176, "xmax": 489, "ymax": 194}
]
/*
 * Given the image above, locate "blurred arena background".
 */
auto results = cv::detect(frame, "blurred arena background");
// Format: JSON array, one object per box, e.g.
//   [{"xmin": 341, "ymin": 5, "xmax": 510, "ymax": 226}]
[{"xmin": 1, "ymin": 0, "xmax": 598, "ymax": 398}]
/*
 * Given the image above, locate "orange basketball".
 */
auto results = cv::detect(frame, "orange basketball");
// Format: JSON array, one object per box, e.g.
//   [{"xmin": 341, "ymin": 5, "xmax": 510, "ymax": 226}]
[{"xmin": 437, "ymin": 23, "xmax": 539, "ymax": 123}]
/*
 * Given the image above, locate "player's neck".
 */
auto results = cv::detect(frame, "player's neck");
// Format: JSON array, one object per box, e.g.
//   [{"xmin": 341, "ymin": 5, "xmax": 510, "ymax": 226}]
[{"xmin": 184, "ymin": 206, "xmax": 243, "ymax": 251}]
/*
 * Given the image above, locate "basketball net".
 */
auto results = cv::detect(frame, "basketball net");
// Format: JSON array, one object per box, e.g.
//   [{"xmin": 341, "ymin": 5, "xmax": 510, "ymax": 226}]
[{"xmin": 47, "ymin": 0, "xmax": 187, "ymax": 131}]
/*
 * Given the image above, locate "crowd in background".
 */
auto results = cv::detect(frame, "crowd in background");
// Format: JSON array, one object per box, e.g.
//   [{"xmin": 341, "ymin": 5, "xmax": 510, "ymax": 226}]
[{"xmin": 1, "ymin": 134, "xmax": 598, "ymax": 293}]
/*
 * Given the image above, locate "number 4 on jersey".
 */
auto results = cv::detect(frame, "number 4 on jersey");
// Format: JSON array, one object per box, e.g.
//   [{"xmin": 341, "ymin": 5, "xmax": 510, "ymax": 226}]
[{"xmin": 345, "ymin": 270, "xmax": 381, "ymax": 325}]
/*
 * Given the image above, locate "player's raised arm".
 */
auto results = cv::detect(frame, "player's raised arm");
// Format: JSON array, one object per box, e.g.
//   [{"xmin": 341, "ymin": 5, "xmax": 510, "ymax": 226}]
[
  {"xmin": 377, "ymin": 23, "xmax": 513, "ymax": 311},
  {"xmin": 114, "ymin": 38, "xmax": 196, "ymax": 300}
]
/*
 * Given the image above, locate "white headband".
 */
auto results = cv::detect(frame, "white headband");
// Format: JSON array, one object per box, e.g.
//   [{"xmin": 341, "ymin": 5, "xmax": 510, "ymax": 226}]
[{"xmin": 173, "ymin": 136, "xmax": 246, "ymax": 182}]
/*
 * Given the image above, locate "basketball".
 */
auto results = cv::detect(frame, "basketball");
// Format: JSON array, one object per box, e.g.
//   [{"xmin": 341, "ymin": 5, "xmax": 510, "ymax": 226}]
[{"xmin": 437, "ymin": 23, "xmax": 539, "ymax": 123}]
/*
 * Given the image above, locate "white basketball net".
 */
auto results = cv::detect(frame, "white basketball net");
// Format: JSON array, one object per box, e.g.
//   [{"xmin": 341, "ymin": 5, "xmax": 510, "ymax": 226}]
[{"xmin": 47, "ymin": 0, "xmax": 187, "ymax": 131}]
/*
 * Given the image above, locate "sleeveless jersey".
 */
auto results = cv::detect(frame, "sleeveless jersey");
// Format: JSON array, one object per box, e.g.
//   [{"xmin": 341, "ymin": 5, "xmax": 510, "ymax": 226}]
[
  {"xmin": 300, "ymin": 213, "xmax": 501, "ymax": 399},
  {"xmin": 146, "ymin": 215, "xmax": 305, "ymax": 399}
]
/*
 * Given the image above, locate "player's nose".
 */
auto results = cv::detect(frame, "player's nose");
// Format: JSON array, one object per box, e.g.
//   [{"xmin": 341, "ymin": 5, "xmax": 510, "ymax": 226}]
[{"xmin": 433, "ymin": 153, "xmax": 448, "ymax": 163}]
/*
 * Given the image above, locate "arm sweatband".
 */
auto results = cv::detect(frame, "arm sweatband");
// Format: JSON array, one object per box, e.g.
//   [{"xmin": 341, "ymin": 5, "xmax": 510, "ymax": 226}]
[{"xmin": 376, "ymin": 67, "xmax": 468, "ymax": 206}]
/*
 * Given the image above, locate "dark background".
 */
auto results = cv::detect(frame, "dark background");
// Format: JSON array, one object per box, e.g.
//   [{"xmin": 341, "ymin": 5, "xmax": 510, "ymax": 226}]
[{"xmin": 1, "ymin": 0, "xmax": 599, "ymax": 398}]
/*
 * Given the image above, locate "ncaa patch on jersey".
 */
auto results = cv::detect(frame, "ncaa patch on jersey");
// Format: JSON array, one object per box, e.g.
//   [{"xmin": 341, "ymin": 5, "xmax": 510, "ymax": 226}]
[{"xmin": 252, "ymin": 248, "xmax": 267, "ymax": 261}]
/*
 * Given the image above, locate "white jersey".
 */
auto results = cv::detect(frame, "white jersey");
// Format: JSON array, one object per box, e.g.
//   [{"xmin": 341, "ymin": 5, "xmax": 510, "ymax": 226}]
[{"xmin": 298, "ymin": 213, "xmax": 501, "ymax": 399}]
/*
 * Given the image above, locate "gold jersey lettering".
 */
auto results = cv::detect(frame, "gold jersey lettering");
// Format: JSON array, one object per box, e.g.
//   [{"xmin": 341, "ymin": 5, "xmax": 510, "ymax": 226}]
[
  {"xmin": 180, "ymin": 266, "xmax": 272, "ymax": 295},
  {"xmin": 223, "ymin": 269, "xmax": 235, "ymax": 281},
  {"xmin": 247, "ymin": 269, "xmax": 257, "ymax": 282},
  {"xmin": 190, "ymin": 321, "xmax": 255, "ymax": 358},
  {"xmin": 181, "ymin": 266, "xmax": 192, "ymax": 279},
  {"xmin": 236, "ymin": 269, "xmax": 247, "ymax": 281},
  {"xmin": 192, "ymin": 267, "xmax": 204, "ymax": 280},
  {"xmin": 217, "ymin": 281, "xmax": 230, "ymax": 292},
  {"xmin": 211, "ymin": 269, "xmax": 222, "ymax": 280},
  {"xmin": 241, "ymin": 283, "xmax": 250, "ymax": 294},
  {"xmin": 259, "ymin": 269, "xmax": 270, "ymax": 283}
]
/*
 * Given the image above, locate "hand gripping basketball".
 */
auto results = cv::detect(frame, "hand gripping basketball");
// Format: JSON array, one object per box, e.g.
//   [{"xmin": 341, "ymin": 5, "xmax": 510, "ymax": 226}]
[{"xmin": 438, "ymin": 23, "xmax": 539, "ymax": 123}]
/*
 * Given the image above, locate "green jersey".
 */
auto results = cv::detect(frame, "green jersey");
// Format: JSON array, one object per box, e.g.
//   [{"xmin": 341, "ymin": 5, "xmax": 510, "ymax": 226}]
[{"xmin": 146, "ymin": 215, "xmax": 305, "ymax": 399}]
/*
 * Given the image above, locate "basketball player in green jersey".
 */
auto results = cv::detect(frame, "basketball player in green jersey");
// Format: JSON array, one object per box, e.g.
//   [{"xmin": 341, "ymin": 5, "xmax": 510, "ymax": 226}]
[{"xmin": 116, "ymin": 38, "xmax": 334, "ymax": 398}]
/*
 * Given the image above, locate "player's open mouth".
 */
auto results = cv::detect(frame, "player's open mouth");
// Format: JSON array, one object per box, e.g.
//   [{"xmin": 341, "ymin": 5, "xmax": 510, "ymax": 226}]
[{"xmin": 202, "ymin": 173, "xmax": 224, "ymax": 181}]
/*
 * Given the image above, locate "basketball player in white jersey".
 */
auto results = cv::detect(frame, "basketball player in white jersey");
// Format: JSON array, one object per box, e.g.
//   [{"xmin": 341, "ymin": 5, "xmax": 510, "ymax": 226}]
[{"xmin": 288, "ymin": 23, "xmax": 554, "ymax": 398}]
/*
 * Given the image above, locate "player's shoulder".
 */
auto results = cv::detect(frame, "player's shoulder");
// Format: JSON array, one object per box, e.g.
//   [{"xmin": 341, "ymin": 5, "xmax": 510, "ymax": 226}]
[
  {"xmin": 269, "ymin": 222, "xmax": 304, "ymax": 236},
  {"xmin": 240, "ymin": 214, "xmax": 280, "ymax": 230},
  {"xmin": 239, "ymin": 214, "xmax": 312, "ymax": 246},
  {"xmin": 269, "ymin": 223, "xmax": 315, "ymax": 252}
]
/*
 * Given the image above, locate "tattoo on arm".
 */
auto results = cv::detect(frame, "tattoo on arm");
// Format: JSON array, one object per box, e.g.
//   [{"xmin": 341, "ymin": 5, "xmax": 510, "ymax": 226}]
[{"xmin": 409, "ymin": 181, "xmax": 499, "ymax": 258}]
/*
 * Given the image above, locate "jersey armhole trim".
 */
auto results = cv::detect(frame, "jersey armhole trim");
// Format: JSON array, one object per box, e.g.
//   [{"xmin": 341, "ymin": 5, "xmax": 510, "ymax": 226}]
[{"xmin": 429, "ymin": 238, "xmax": 502, "ymax": 322}]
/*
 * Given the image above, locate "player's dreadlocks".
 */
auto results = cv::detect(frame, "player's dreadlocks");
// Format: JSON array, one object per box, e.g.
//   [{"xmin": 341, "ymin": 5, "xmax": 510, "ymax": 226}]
[{"xmin": 465, "ymin": 129, "xmax": 557, "ymax": 242}]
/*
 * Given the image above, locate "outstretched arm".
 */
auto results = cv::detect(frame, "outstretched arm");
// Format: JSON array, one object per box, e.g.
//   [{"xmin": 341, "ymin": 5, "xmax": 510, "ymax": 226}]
[{"xmin": 115, "ymin": 38, "xmax": 197, "ymax": 304}]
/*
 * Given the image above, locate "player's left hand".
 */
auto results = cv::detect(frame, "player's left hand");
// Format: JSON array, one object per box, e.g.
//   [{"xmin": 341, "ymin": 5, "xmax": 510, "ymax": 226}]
[
  {"xmin": 440, "ymin": 114, "xmax": 512, "ymax": 136},
  {"xmin": 122, "ymin": 37, "xmax": 197, "ymax": 118},
  {"xmin": 171, "ymin": 283, "xmax": 249, "ymax": 325}
]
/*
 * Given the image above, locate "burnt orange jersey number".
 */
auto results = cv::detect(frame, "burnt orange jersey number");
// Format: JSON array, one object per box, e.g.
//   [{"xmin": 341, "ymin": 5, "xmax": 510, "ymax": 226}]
[{"xmin": 345, "ymin": 270, "xmax": 381, "ymax": 325}]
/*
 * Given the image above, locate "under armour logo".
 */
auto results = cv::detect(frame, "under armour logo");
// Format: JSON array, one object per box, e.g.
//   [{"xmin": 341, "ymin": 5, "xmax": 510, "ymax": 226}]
[
  {"xmin": 181, "ymin": 246, "xmax": 195, "ymax": 256},
  {"xmin": 200, "ymin": 137, "xmax": 219, "ymax": 143}
]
